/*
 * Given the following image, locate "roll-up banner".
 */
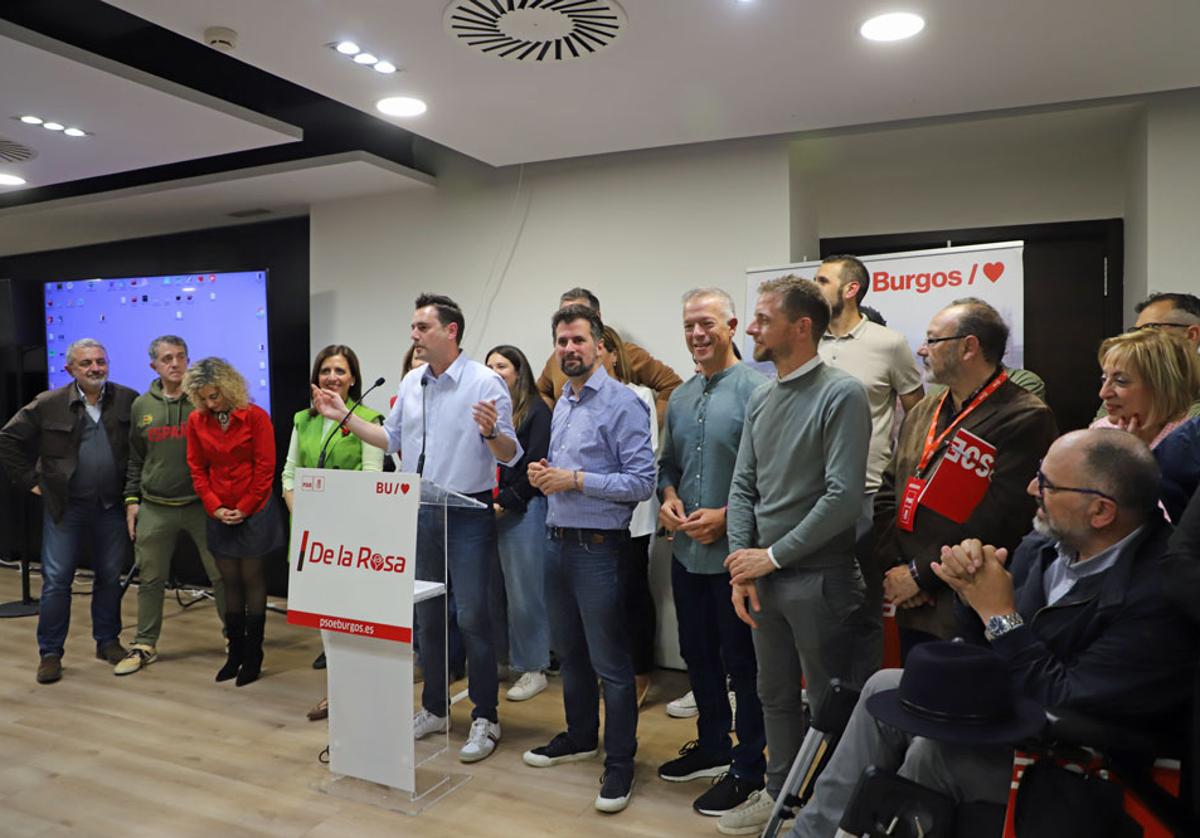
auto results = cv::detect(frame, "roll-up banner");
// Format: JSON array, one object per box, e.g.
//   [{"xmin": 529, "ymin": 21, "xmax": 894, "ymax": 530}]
[{"xmin": 745, "ymin": 241, "xmax": 1025, "ymax": 371}]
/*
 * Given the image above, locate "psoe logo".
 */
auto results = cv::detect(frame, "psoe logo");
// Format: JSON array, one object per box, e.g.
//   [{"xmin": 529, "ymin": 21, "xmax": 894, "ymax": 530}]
[{"xmin": 300, "ymin": 475, "xmax": 326, "ymax": 492}]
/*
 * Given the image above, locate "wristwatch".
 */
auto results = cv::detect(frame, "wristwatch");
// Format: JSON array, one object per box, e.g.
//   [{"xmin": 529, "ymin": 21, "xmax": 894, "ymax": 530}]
[
  {"xmin": 984, "ymin": 612, "xmax": 1025, "ymax": 642},
  {"xmin": 480, "ymin": 425, "xmax": 497, "ymax": 440}
]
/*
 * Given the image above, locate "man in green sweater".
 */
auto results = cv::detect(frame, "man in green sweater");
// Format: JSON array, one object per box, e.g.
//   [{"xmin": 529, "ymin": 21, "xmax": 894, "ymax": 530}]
[
  {"xmin": 718, "ymin": 276, "xmax": 873, "ymax": 836},
  {"xmin": 116, "ymin": 336, "xmax": 225, "ymax": 675}
]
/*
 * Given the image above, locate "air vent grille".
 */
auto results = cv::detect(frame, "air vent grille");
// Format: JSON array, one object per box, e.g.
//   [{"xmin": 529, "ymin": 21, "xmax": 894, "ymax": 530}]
[
  {"xmin": 0, "ymin": 136, "xmax": 37, "ymax": 164},
  {"xmin": 444, "ymin": 0, "xmax": 626, "ymax": 61}
]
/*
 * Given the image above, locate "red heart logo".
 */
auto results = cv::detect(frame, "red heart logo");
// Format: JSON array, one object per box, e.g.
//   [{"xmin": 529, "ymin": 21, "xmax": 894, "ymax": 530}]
[
  {"xmin": 401, "ymin": 483, "xmax": 410, "ymax": 494},
  {"xmin": 983, "ymin": 262, "xmax": 1005, "ymax": 282}
]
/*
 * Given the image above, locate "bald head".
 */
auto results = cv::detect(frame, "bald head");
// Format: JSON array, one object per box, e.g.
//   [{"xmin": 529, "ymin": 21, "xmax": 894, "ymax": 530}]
[{"xmin": 1048, "ymin": 429, "xmax": 1160, "ymax": 523}]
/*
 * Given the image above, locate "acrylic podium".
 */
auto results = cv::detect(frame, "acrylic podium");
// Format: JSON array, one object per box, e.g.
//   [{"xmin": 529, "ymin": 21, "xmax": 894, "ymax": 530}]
[{"xmin": 287, "ymin": 469, "xmax": 485, "ymax": 814}]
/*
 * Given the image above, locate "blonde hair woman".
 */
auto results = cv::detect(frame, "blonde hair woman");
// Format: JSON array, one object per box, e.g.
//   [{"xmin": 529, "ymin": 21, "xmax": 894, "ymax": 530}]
[
  {"xmin": 183, "ymin": 358, "xmax": 281, "ymax": 687},
  {"xmin": 1091, "ymin": 328, "xmax": 1200, "ymax": 448}
]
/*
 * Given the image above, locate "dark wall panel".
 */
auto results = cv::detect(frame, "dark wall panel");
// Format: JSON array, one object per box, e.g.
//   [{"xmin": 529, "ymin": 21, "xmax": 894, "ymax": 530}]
[{"xmin": 0, "ymin": 217, "xmax": 308, "ymax": 596}]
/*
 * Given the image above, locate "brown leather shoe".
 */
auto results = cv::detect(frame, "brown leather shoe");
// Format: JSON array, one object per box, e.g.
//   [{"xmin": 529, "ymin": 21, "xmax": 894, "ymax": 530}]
[
  {"xmin": 307, "ymin": 697, "xmax": 329, "ymax": 721},
  {"xmin": 37, "ymin": 655, "xmax": 62, "ymax": 684},
  {"xmin": 96, "ymin": 640, "xmax": 127, "ymax": 665}
]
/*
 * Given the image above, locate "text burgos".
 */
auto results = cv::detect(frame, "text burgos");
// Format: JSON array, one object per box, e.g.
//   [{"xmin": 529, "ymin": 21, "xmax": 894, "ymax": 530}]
[{"xmin": 305, "ymin": 536, "xmax": 408, "ymax": 574}]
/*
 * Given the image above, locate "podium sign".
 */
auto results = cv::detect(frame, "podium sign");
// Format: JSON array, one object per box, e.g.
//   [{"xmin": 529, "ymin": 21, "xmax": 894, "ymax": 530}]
[{"xmin": 287, "ymin": 469, "xmax": 419, "ymax": 643}]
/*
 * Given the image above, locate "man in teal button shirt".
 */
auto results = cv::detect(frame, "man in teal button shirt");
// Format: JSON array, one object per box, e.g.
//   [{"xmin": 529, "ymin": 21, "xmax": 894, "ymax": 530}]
[{"xmin": 657, "ymin": 288, "xmax": 769, "ymax": 818}]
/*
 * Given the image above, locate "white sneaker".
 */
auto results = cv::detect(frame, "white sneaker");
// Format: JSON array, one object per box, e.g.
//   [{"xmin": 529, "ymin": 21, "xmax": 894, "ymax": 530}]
[
  {"xmin": 716, "ymin": 789, "xmax": 775, "ymax": 835},
  {"xmin": 506, "ymin": 671, "xmax": 548, "ymax": 701},
  {"xmin": 459, "ymin": 717, "xmax": 500, "ymax": 763},
  {"xmin": 666, "ymin": 690, "xmax": 698, "ymax": 718},
  {"xmin": 413, "ymin": 708, "xmax": 449, "ymax": 740}
]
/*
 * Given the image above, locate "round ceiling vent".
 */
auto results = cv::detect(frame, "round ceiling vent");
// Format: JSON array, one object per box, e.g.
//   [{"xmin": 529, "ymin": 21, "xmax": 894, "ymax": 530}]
[
  {"xmin": 444, "ymin": 0, "xmax": 626, "ymax": 61},
  {"xmin": 0, "ymin": 136, "xmax": 37, "ymax": 165}
]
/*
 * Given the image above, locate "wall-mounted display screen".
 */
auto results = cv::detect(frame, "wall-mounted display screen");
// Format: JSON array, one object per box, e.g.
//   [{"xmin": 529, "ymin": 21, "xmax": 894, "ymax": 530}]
[{"xmin": 43, "ymin": 270, "xmax": 272, "ymax": 412}]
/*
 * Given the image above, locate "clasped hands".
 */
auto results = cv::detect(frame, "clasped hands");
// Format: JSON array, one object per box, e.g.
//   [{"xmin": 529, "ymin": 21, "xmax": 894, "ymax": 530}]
[
  {"xmin": 658, "ymin": 492, "xmax": 726, "ymax": 545},
  {"xmin": 213, "ymin": 506, "xmax": 245, "ymax": 526},
  {"xmin": 527, "ymin": 459, "xmax": 578, "ymax": 495}
]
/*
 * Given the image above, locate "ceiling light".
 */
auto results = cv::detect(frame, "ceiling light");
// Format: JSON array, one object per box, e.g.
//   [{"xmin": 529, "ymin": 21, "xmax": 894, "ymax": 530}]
[
  {"xmin": 354, "ymin": 52, "xmax": 378, "ymax": 65},
  {"xmin": 0, "ymin": 173, "xmax": 27, "ymax": 186},
  {"xmin": 20, "ymin": 115, "xmax": 43, "ymax": 125},
  {"xmin": 376, "ymin": 96, "xmax": 426, "ymax": 117},
  {"xmin": 335, "ymin": 40, "xmax": 360, "ymax": 55},
  {"xmin": 63, "ymin": 128, "xmax": 86, "ymax": 137},
  {"xmin": 43, "ymin": 122, "xmax": 64, "ymax": 131},
  {"xmin": 373, "ymin": 61, "xmax": 396, "ymax": 74},
  {"xmin": 860, "ymin": 12, "xmax": 925, "ymax": 41}
]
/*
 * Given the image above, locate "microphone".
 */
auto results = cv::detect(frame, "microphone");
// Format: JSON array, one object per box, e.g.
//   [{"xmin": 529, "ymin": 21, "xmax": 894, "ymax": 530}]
[
  {"xmin": 416, "ymin": 376, "xmax": 429, "ymax": 477},
  {"xmin": 317, "ymin": 376, "xmax": 386, "ymax": 468}
]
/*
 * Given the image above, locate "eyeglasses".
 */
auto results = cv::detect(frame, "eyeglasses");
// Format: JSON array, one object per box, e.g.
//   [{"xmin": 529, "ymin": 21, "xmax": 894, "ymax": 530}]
[
  {"xmin": 1035, "ymin": 462, "xmax": 1117, "ymax": 504},
  {"xmin": 921, "ymin": 334, "xmax": 970, "ymax": 347},
  {"xmin": 1135, "ymin": 322, "xmax": 1191, "ymax": 331}
]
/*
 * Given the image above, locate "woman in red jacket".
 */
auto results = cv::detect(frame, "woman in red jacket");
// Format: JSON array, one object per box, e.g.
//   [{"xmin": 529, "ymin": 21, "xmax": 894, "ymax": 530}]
[{"xmin": 183, "ymin": 357, "xmax": 281, "ymax": 686}]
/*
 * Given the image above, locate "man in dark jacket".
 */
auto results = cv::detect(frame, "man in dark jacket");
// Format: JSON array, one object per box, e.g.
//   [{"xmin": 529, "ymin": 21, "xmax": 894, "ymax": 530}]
[
  {"xmin": 877, "ymin": 298, "xmax": 1058, "ymax": 648},
  {"xmin": 0, "ymin": 338, "xmax": 137, "ymax": 683},
  {"xmin": 789, "ymin": 428, "xmax": 1198, "ymax": 836}
]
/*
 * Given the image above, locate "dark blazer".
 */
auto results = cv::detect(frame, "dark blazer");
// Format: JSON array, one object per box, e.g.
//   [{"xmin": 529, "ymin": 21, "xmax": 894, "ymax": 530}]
[
  {"xmin": 961, "ymin": 520, "xmax": 1197, "ymax": 741},
  {"xmin": 0, "ymin": 382, "xmax": 138, "ymax": 523},
  {"xmin": 874, "ymin": 375, "xmax": 1058, "ymax": 638}
]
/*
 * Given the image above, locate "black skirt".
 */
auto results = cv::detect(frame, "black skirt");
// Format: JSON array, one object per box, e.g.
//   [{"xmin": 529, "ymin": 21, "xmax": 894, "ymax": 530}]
[{"xmin": 205, "ymin": 493, "xmax": 285, "ymax": 559}]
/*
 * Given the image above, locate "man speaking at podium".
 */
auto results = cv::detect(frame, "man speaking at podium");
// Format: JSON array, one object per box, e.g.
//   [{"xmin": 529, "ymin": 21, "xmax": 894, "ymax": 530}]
[{"xmin": 311, "ymin": 293, "xmax": 521, "ymax": 765}]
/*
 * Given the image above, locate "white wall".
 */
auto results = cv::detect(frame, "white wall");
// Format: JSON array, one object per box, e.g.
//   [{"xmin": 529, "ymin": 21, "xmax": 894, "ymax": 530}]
[
  {"xmin": 311, "ymin": 136, "xmax": 791, "ymax": 389},
  {"xmin": 1145, "ymin": 91, "xmax": 1200, "ymax": 308}
]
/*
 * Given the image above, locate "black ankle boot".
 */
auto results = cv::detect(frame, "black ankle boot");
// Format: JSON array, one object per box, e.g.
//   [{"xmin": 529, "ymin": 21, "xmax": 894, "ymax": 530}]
[
  {"xmin": 216, "ymin": 612, "xmax": 245, "ymax": 682},
  {"xmin": 236, "ymin": 615, "xmax": 266, "ymax": 687}
]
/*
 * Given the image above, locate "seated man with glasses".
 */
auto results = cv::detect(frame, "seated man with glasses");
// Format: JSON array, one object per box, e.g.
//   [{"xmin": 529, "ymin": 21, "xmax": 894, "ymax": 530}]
[
  {"xmin": 789, "ymin": 427, "xmax": 1198, "ymax": 837},
  {"xmin": 876, "ymin": 298, "xmax": 1058, "ymax": 656}
]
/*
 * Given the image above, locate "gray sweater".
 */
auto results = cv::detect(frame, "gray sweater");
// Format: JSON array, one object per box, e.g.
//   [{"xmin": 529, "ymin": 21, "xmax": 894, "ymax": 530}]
[{"xmin": 727, "ymin": 359, "xmax": 870, "ymax": 570}]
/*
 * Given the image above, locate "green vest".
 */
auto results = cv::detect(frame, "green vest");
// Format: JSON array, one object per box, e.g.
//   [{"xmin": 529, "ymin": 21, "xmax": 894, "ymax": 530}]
[{"xmin": 293, "ymin": 401, "xmax": 384, "ymax": 471}]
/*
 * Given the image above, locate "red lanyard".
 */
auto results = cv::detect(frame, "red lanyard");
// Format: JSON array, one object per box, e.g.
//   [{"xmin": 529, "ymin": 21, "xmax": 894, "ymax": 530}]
[{"xmin": 916, "ymin": 371, "xmax": 1008, "ymax": 474}]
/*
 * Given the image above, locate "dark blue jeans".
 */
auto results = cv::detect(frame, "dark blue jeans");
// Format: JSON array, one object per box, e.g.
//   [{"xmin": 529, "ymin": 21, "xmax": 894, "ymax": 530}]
[
  {"xmin": 545, "ymin": 529, "xmax": 638, "ymax": 774},
  {"xmin": 415, "ymin": 503, "xmax": 499, "ymax": 722},
  {"xmin": 671, "ymin": 557, "xmax": 767, "ymax": 782},
  {"xmin": 38, "ymin": 501, "xmax": 128, "ymax": 658}
]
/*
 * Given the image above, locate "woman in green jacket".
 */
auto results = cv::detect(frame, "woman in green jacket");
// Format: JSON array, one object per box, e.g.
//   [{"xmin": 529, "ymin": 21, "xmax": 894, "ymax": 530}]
[{"xmin": 282, "ymin": 344, "xmax": 384, "ymax": 719}]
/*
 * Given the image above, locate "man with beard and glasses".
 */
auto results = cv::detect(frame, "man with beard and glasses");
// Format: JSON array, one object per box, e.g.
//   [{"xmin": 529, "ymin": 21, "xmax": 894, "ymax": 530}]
[
  {"xmin": 789, "ymin": 428, "xmax": 1198, "ymax": 836},
  {"xmin": 816, "ymin": 255, "xmax": 924, "ymax": 672},
  {"xmin": 876, "ymin": 298, "xmax": 1057, "ymax": 657},
  {"xmin": 0, "ymin": 338, "xmax": 138, "ymax": 684},
  {"xmin": 523, "ymin": 303, "xmax": 655, "ymax": 815}
]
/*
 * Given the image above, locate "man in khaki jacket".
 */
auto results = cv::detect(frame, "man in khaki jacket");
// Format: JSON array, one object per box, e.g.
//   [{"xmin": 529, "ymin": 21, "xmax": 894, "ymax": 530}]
[
  {"xmin": 536, "ymin": 287, "xmax": 681, "ymax": 427},
  {"xmin": 875, "ymin": 298, "xmax": 1057, "ymax": 650}
]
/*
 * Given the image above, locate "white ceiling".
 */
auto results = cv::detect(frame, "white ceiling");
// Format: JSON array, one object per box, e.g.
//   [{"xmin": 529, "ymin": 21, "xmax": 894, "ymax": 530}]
[
  {"xmin": 0, "ymin": 22, "xmax": 301, "ymax": 191},
  {"xmin": 108, "ymin": 0, "xmax": 1200, "ymax": 166},
  {"xmin": 0, "ymin": 153, "xmax": 433, "ymax": 256}
]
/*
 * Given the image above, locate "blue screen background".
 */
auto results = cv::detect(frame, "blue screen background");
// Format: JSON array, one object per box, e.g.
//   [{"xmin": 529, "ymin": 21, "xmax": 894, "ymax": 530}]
[{"xmin": 43, "ymin": 270, "xmax": 272, "ymax": 414}]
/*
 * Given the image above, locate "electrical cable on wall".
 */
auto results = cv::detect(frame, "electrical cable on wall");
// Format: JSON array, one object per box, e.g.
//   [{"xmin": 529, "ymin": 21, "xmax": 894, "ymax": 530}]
[{"xmin": 468, "ymin": 163, "xmax": 531, "ymax": 356}]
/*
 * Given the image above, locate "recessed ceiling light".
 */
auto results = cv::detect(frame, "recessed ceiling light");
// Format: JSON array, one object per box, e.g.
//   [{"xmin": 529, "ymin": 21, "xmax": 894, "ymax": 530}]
[
  {"xmin": 860, "ymin": 12, "xmax": 925, "ymax": 41},
  {"xmin": 335, "ymin": 40, "xmax": 361, "ymax": 55},
  {"xmin": 20, "ymin": 115, "xmax": 43, "ymax": 125},
  {"xmin": 354, "ymin": 52, "xmax": 378, "ymax": 65},
  {"xmin": 373, "ymin": 61, "xmax": 396, "ymax": 74},
  {"xmin": 376, "ymin": 96, "xmax": 426, "ymax": 117},
  {"xmin": 0, "ymin": 173, "xmax": 27, "ymax": 186},
  {"xmin": 64, "ymin": 128, "xmax": 86, "ymax": 137},
  {"xmin": 43, "ymin": 122, "xmax": 64, "ymax": 131}
]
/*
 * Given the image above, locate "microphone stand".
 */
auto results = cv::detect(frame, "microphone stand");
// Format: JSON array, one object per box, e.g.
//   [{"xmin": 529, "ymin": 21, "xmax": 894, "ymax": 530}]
[
  {"xmin": 317, "ymin": 376, "xmax": 386, "ymax": 468},
  {"xmin": 416, "ymin": 376, "xmax": 428, "ymax": 476}
]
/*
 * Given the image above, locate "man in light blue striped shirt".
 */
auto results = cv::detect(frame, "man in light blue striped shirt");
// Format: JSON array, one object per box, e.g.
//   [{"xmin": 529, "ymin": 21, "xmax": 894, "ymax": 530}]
[{"xmin": 523, "ymin": 304, "xmax": 655, "ymax": 815}]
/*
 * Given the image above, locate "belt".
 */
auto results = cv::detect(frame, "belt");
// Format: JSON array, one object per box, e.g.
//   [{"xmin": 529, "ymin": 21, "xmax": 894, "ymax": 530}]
[{"xmin": 548, "ymin": 526, "xmax": 628, "ymax": 545}]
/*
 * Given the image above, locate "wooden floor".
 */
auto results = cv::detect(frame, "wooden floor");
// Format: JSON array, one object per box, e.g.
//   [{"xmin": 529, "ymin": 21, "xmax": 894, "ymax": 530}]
[{"xmin": 0, "ymin": 568, "xmax": 728, "ymax": 837}]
